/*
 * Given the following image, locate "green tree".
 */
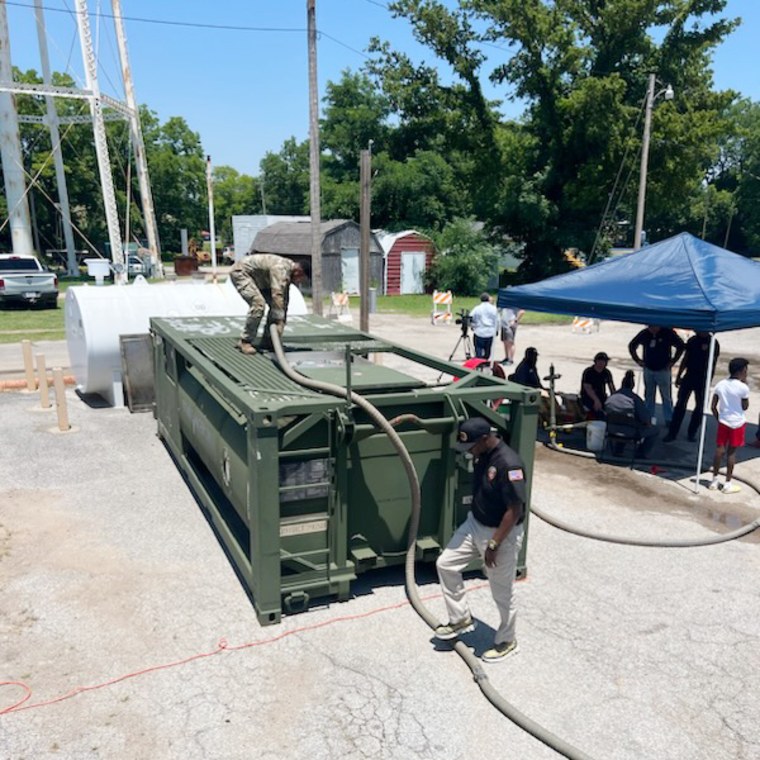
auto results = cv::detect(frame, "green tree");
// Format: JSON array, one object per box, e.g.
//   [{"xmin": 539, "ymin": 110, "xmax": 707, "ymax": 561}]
[
  {"xmin": 321, "ymin": 70, "xmax": 390, "ymax": 180},
  {"xmin": 366, "ymin": 27, "xmax": 504, "ymax": 218},
  {"xmin": 372, "ymin": 150, "xmax": 468, "ymax": 230},
  {"xmin": 705, "ymin": 98, "xmax": 760, "ymax": 252},
  {"xmin": 425, "ymin": 217, "xmax": 498, "ymax": 294},
  {"xmin": 141, "ymin": 111, "xmax": 206, "ymax": 251},
  {"xmin": 258, "ymin": 137, "xmax": 310, "ymax": 215},
  {"xmin": 321, "ymin": 174, "xmax": 360, "ymax": 221},
  {"xmin": 212, "ymin": 165, "xmax": 260, "ymax": 243},
  {"xmin": 381, "ymin": 0, "xmax": 739, "ymax": 278}
]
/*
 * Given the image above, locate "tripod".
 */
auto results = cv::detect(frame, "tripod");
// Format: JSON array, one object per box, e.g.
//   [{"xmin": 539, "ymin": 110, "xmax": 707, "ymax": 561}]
[{"xmin": 447, "ymin": 326, "xmax": 473, "ymax": 363}]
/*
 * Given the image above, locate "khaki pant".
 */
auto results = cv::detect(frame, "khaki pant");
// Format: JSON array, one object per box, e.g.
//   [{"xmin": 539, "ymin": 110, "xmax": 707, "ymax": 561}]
[{"xmin": 436, "ymin": 512, "xmax": 523, "ymax": 645}]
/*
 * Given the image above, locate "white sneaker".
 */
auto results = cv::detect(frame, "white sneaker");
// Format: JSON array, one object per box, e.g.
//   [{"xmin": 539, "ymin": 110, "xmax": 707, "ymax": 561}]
[
  {"xmin": 708, "ymin": 479, "xmax": 721, "ymax": 491},
  {"xmin": 722, "ymin": 482, "xmax": 741, "ymax": 495}
]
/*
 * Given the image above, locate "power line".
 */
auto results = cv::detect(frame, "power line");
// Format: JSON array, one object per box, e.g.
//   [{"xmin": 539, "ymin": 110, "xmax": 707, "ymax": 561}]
[
  {"xmin": 9, "ymin": 1, "xmax": 374, "ymax": 64},
  {"xmin": 318, "ymin": 31, "xmax": 371, "ymax": 60},
  {"xmin": 5, "ymin": 1, "xmax": 307, "ymax": 33}
]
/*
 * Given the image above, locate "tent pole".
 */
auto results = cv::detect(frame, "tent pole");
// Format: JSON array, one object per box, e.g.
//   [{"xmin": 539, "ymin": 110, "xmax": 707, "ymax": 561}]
[{"xmin": 694, "ymin": 333, "xmax": 717, "ymax": 493}]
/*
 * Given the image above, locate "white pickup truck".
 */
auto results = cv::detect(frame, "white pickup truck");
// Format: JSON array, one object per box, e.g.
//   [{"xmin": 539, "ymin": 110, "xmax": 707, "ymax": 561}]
[{"xmin": 0, "ymin": 254, "xmax": 59, "ymax": 308}]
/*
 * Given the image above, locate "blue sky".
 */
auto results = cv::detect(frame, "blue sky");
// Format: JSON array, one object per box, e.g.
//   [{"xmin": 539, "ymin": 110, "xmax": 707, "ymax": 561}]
[{"xmin": 4, "ymin": 0, "xmax": 758, "ymax": 177}]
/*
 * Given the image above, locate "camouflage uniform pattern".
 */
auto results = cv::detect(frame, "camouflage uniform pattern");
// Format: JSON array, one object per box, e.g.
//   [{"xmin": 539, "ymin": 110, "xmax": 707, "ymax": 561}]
[{"xmin": 229, "ymin": 254, "xmax": 296, "ymax": 343}]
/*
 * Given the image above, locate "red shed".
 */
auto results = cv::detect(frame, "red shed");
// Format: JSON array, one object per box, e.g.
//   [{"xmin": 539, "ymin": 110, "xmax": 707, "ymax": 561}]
[{"xmin": 377, "ymin": 230, "xmax": 435, "ymax": 295}]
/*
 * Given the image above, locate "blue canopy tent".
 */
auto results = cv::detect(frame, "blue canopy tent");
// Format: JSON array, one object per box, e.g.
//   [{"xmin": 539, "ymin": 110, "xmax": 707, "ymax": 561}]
[
  {"xmin": 497, "ymin": 232, "xmax": 760, "ymax": 489},
  {"xmin": 497, "ymin": 232, "xmax": 760, "ymax": 332}
]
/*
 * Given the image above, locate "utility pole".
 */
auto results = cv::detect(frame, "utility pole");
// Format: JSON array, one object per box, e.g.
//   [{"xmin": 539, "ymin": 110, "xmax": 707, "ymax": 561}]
[
  {"xmin": 34, "ymin": 0, "xmax": 77, "ymax": 276},
  {"xmin": 259, "ymin": 172, "xmax": 267, "ymax": 215},
  {"xmin": 75, "ymin": 0, "xmax": 125, "ymax": 282},
  {"xmin": 634, "ymin": 74, "xmax": 655, "ymax": 251},
  {"xmin": 0, "ymin": 2, "xmax": 35, "ymax": 256},
  {"xmin": 724, "ymin": 204, "xmax": 736, "ymax": 248},
  {"xmin": 701, "ymin": 183, "xmax": 710, "ymax": 240},
  {"xmin": 359, "ymin": 148, "xmax": 371, "ymax": 332},
  {"xmin": 206, "ymin": 155, "xmax": 218, "ymax": 281},
  {"xmin": 307, "ymin": 0, "xmax": 323, "ymax": 314},
  {"xmin": 634, "ymin": 74, "xmax": 672, "ymax": 251},
  {"xmin": 112, "ymin": 0, "xmax": 162, "ymax": 276}
]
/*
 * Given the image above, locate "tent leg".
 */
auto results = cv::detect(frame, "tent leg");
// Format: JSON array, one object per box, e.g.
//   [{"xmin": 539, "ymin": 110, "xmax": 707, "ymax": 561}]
[{"xmin": 694, "ymin": 333, "xmax": 717, "ymax": 494}]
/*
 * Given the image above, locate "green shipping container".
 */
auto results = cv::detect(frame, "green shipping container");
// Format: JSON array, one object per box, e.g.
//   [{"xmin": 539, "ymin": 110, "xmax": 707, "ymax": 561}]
[{"xmin": 151, "ymin": 314, "xmax": 538, "ymax": 625}]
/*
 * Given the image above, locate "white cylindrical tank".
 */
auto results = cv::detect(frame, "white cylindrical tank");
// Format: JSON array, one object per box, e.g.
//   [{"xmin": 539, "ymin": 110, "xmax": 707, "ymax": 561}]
[{"xmin": 66, "ymin": 277, "xmax": 308, "ymax": 404}]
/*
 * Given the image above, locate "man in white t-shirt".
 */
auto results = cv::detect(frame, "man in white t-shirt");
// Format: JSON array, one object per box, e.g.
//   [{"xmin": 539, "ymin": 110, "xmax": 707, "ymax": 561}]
[
  {"xmin": 709, "ymin": 357, "xmax": 750, "ymax": 494},
  {"xmin": 469, "ymin": 293, "xmax": 499, "ymax": 359}
]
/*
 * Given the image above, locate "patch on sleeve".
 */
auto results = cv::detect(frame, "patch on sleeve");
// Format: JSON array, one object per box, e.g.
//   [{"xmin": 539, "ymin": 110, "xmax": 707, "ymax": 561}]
[{"xmin": 507, "ymin": 468, "xmax": 524, "ymax": 482}]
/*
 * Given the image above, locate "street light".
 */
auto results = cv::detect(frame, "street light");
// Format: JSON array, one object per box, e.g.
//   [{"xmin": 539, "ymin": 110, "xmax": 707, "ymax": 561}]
[{"xmin": 634, "ymin": 73, "xmax": 674, "ymax": 250}]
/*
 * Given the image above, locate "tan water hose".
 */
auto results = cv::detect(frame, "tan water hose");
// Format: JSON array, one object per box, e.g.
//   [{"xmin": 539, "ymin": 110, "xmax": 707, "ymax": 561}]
[{"xmin": 269, "ymin": 326, "xmax": 593, "ymax": 760}]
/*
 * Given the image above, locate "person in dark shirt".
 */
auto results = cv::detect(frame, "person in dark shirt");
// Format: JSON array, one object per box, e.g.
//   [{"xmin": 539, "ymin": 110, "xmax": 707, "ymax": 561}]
[
  {"xmin": 434, "ymin": 417, "xmax": 526, "ymax": 664},
  {"xmin": 663, "ymin": 331, "xmax": 720, "ymax": 443},
  {"xmin": 508, "ymin": 346, "xmax": 544, "ymax": 389},
  {"xmin": 628, "ymin": 325, "xmax": 685, "ymax": 425},
  {"xmin": 604, "ymin": 370, "xmax": 659, "ymax": 457},
  {"xmin": 580, "ymin": 351, "xmax": 616, "ymax": 418}
]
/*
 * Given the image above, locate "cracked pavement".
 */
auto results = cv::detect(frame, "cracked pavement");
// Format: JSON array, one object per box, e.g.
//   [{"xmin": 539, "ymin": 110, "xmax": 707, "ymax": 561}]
[{"xmin": 1, "ymin": 316, "xmax": 760, "ymax": 759}]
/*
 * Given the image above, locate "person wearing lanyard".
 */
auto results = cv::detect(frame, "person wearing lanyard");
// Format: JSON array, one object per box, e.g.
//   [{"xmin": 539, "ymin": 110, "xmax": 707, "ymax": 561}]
[{"xmin": 434, "ymin": 417, "xmax": 526, "ymax": 663}]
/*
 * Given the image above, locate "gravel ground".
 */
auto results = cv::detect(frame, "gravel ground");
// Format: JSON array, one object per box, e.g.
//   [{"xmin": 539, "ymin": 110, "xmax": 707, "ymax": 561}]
[{"xmin": 2, "ymin": 312, "xmax": 760, "ymax": 760}]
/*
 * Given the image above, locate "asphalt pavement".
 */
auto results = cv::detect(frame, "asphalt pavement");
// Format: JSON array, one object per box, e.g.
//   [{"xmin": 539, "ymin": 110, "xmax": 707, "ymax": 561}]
[{"xmin": 2, "ymin": 315, "xmax": 760, "ymax": 759}]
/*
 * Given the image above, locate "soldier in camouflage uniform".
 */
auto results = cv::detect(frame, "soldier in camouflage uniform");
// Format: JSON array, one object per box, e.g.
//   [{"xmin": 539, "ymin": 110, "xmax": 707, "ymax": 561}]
[{"xmin": 229, "ymin": 253, "xmax": 306, "ymax": 355}]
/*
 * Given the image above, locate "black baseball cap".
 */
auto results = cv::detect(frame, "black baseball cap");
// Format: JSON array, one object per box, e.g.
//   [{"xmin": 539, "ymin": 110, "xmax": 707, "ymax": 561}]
[
  {"xmin": 594, "ymin": 351, "xmax": 609, "ymax": 362},
  {"xmin": 454, "ymin": 417, "xmax": 491, "ymax": 452}
]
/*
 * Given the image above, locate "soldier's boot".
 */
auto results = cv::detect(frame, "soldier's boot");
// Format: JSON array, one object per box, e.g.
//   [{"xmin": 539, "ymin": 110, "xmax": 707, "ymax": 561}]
[{"xmin": 236, "ymin": 339, "xmax": 257, "ymax": 355}]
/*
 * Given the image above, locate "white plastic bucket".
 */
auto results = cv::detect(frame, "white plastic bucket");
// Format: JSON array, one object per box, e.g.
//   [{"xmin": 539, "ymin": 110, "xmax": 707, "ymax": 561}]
[{"xmin": 586, "ymin": 420, "xmax": 607, "ymax": 452}]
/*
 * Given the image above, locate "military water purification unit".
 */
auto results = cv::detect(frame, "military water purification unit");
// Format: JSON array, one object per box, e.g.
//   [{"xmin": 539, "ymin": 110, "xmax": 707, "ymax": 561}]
[{"xmin": 151, "ymin": 314, "xmax": 538, "ymax": 624}]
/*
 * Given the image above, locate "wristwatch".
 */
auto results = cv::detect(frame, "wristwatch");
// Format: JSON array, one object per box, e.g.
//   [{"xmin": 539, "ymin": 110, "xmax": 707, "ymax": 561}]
[{"xmin": 487, "ymin": 539, "xmax": 499, "ymax": 551}]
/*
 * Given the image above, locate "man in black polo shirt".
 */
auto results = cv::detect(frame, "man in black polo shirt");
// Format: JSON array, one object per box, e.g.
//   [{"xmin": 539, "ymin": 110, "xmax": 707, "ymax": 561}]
[
  {"xmin": 580, "ymin": 351, "xmax": 615, "ymax": 418},
  {"xmin": 628, "ymin": 325, "xmax": 685, "ymax": 425},
  {"xmin": 434, "ymin": 417, "xmax": 526, "ymax": 663},
  {"xmin": 663, "ymin": 331, "xmax": 720, "ymax": 443}
]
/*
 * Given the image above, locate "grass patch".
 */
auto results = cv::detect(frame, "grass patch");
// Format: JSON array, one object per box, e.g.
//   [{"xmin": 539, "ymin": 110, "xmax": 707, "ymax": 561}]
[
  {"xmin": 0, "ymin": 304, "xmax": 65, "ymax": 343},
  {"xmin": 0, "ymin": 289, "xmax": 572, "ymax": 346},
  {"xmin": 0, "ymin": 278, "xmax": 159, "ymax": 344},
  {"xmin": 0, "ymin": 276, "xmax": 90, "ymax": 343},
  {"xmin": 371, "ymin": 293, "xmax": 571, "ymax": 324}
]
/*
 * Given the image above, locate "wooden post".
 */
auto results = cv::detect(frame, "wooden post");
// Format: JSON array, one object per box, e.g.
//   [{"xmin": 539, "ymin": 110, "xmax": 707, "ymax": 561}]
[
  {"xmin": 307, "ymin": 0, "xmax": 323, "ymax": 314},
  {"xmin": 36, "ymin": 353, "xmax": 50, "ymax": 408},
  {"xmin": 21, "ymin": 339, "xmax": 36, "ymax": 391},
  {"xmin": 53, "ymin": 367, "xmax": 70, "ymax": 431},
  {"xmin": 359, "ymin": 148, "xmax": 371, "ymax": 332}
]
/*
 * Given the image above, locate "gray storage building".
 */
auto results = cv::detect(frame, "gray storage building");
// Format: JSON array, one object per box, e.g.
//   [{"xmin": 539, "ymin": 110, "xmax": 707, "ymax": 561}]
[
  {"xmin": 253, "ymin": 219, "xmax": 384, "ymax": 295},
  {"xmin": 232, "ymin": 215, "xmax": 310, "ymax": 262}
]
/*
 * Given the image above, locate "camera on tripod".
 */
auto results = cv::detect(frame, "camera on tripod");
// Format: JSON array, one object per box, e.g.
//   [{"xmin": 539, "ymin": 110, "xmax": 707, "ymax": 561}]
[{"xmin": 455, "ymin": 309, "xmax": 471, "ymax": 335}]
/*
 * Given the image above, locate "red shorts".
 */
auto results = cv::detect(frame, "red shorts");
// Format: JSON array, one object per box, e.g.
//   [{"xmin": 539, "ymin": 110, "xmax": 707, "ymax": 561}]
[{"xmin": 716, "ymin": 422, "xmax": 745, "ymax": 448}]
